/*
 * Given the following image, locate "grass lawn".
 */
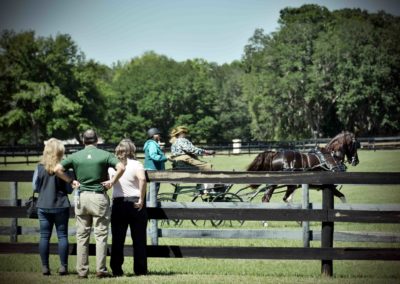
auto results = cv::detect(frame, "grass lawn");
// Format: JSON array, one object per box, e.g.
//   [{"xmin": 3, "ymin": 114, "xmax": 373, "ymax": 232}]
[{"xmin": 0, "ymin": 150, "xmax": 399, "ymax": 283}]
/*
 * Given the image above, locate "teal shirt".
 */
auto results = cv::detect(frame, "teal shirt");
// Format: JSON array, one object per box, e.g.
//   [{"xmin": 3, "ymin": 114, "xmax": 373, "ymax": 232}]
[
  {"xmin": 144, "ymin": 139, "xmax": 167, "ymax": 170},
  {"xmin": 61, "ymin": 145, "xmax": 120, "ymax": 192}
]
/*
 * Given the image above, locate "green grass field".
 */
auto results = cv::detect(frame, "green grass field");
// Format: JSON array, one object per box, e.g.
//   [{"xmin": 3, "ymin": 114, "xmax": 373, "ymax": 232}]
[{"xmin": 0, "ymin": 150, "xmax": 399, "ymax": 283}]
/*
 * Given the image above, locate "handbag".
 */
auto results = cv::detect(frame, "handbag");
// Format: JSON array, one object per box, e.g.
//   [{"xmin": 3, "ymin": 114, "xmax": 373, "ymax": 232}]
[{"xmin": 25, "ymin": 192, "xmax": 38, "ymax": 219}]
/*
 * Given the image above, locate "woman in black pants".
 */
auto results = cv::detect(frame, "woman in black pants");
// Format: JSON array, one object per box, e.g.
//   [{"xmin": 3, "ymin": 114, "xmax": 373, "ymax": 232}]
[{"xmin": 108, "ymin": 139, "xmax": 148, "ymax": 276}]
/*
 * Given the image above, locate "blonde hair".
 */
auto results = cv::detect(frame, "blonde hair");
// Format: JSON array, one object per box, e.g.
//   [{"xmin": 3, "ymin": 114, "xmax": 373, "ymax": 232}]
[
  {"xmin": 40, "ymin": 138, "xmax": 65, "ymax": 174},
  {"xmin": 115, "ymin": 139, "xmax": 136, "ymax": 165},
  {"xmin": 169, "ymin": 126, "xmax": 188, "ymax": 144}
]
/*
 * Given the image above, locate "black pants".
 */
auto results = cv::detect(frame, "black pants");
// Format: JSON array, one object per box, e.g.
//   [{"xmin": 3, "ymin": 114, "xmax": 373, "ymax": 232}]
[{"xmin": 110, "ymin": 198, "xmax": 148, "ymax": 276}]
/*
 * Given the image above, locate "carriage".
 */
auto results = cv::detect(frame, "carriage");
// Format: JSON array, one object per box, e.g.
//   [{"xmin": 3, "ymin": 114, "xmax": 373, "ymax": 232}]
[{"xmin": 157, "ymin": 132, "xmax": 360, "ymax": 227}]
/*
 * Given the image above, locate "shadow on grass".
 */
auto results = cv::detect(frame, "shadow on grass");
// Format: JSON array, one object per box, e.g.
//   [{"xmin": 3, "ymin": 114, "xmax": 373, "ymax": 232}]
[{"xmin": 124, "ymin": 271, "xmax": 176, "ymax": 277}]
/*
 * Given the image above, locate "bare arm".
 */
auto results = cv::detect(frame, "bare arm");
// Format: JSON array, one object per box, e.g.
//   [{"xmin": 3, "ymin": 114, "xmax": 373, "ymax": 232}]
[
  {"xmin": 54, "ymin": 164, "xmax": 79, "ymax": 188},
  {"xmin": 102, "ymin": 162, "xmax": 125, "ymax": 190},
  {"xmin": 135, "ymin": 167, "xmax": 147, "ymax": 210}
]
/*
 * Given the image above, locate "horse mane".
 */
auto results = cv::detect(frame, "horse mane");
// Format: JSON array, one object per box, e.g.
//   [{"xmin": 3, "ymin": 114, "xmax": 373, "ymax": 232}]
[
  {"xmin": 325, "ymin": 131, "xmax": 354, "ymax": 151},
  {"xmin": 317, "ymin": 147, "xmax": 330, "ymax": 154},
  {"xmin": 247, "ymin": 151, "xmax": 276, "ymax": 171}
]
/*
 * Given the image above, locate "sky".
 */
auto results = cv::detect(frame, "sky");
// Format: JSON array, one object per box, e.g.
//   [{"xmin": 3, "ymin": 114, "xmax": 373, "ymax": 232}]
[{"xmin": 1, "ymin": 0, "xmax": 399, "ymax": 66}]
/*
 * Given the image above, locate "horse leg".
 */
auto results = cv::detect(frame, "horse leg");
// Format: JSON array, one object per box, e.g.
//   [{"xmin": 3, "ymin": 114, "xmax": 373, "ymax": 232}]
[
  {"xmin": 262, "ymin": 185, "xmax": 275, "ymax": 203},
  {"xmin": 332, "ymin": 185, "xmax": 347, "ymax": 203},
  {"xmin": 261, "ymin": 185, "xmax": 277, "ymax": 227},
  {"xmin": 283, "ymin": 185, "xmax": 297, "ymax": 203}
]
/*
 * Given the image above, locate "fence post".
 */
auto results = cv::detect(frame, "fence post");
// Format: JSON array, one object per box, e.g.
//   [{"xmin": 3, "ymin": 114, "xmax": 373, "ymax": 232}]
[
  {"xmin": 321, "ymin": 186, "xmax": 334, "ymax": 277},
  {"xmin": 302, "ymin": 184, "xmax": 310, "ymax": 248},
  {"xmin": 10, "ymin": 182, "xmax": 18, "ymax": 242},
  {"xmin": 232, "ymin": 139, "xmax": 242, "ymax": 154},
  {"xmin": 148, "ymin": 182, "xmax": 159, "ymax": 245}
]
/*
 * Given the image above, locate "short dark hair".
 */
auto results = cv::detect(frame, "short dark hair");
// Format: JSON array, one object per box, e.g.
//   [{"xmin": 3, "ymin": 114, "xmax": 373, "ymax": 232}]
[{"xmin": 82, "ymin": 129, "xmax": 98, "ymax": 145}]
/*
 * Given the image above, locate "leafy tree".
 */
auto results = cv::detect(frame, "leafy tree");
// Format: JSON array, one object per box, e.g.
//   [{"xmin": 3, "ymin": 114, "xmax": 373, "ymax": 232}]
[
  {"xmin": 329, "ymin": 10, "xmax": 400, "ymax": 136},
  {"xmin": 211, "ymin": 61, "xmax": 251, "ymax": 142},
  {"xmin": 0, "ymin": 30, "xmax": 107, "ymax": 144},
  {"xmin": 242, "ymin": 5, "xmax": 400, "ymax": 139},
  {"xmin": 104, "ymin": 53, "xmax": 220, "ymax": 144}
]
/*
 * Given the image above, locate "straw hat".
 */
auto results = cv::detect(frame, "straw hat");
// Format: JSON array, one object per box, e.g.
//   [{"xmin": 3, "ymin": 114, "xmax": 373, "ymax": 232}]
[{"xmin": 170, "ymin": 126, "xmax": 189, "ymax": 137}]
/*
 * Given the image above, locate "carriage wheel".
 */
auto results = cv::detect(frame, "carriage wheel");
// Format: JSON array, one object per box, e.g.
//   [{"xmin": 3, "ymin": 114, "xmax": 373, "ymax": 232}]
[
  {"xmin": 158, "ymin": 196, "xmax": 182, "ymax": 226},
  {"xmin": 211, "ymin": 192, "xmax": 244, "ymax": 227},
  {"xmin": 190, "ymin": 193, "xmax": 213, "ymax": 226}
]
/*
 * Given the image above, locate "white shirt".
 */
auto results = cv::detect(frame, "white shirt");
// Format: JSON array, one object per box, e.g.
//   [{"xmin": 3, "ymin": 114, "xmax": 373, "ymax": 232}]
[{"xmin": 108, "ymin": 159, "xmax": 144, "ymax": 198}]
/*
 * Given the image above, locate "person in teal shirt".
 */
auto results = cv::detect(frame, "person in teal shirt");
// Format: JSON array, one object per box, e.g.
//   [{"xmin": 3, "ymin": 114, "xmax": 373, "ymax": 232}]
[{"xmin": 144, "ymin": 128, "xmax": 168, "ymax": 201}]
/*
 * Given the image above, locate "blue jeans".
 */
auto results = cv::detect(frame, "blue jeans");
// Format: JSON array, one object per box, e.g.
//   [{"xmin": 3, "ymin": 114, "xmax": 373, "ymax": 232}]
[{"xmin": 38, "ymin": 208, "xmax": 69, "ymax": 268}]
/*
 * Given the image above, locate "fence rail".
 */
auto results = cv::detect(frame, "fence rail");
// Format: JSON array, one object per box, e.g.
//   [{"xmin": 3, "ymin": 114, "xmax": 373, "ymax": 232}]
[
  {"xmin": 1, "ymin": 243, "xmax": 399, "ymax": 260},
  {"xmin": 1, "ymin": 170, "xmax": 400, "ymax": 184}
]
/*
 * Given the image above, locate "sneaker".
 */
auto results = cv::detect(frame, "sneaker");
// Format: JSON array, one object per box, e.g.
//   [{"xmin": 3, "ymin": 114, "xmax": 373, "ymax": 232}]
[
  {"xmin": 42, "ymin": 266, "xmax": 50, "ymax": 276},
  {"xmin": 59, "ymin": 266, "xmax": 68, "ymax": 276}
]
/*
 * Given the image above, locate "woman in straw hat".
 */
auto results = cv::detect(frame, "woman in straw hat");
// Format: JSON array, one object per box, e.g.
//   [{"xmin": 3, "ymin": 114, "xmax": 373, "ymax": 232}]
[{"xmin": 169, "ymin": 126, "xmax": 215, "ymax": 171}]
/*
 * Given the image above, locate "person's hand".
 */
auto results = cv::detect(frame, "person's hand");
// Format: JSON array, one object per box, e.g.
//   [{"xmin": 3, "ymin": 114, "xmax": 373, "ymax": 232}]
[
  {"xmin": 134, "ymin": 198, "xmax": 144, "ymax": 210},
  {"xmin": 166, "ymin": 155, "xmax": 174, "ymax": 161},
  {"xmin": 101, "ymin": 180, "xmax": 113, "ymax": 190},
  {"xmin": 71, "ymin": 180, "xmax": 80, "ymax": 189}
]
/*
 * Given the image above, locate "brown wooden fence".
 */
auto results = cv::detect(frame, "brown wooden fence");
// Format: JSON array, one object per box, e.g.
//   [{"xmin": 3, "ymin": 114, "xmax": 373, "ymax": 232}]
[{"xmin": 0, "ymin": 170, "xmax": 399, "ymax": 277}]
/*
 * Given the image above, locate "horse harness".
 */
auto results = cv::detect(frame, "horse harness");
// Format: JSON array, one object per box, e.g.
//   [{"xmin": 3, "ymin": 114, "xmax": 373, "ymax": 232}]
[{"xmin": 279, "ymin": 149, "xmax": 343, "ymax": 172}]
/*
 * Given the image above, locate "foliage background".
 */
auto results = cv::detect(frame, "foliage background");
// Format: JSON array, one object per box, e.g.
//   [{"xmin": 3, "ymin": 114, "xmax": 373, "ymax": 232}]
[{"xmin": 0, "ymin": 4, "xmax": 399, "ymax": 145}]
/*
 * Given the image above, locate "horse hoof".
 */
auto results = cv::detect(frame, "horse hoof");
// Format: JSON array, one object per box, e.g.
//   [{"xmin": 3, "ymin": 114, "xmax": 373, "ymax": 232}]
[
  {"xmin": 262, "ymin": 221, "xmax": 268, "ymax": 227},
  {"xmin": 284, "ymin": 195, "xmax": 294, "ymax": 203},
  {"xmin": 339, "ymin": 196, "xmax": 347, "ymax": 203}
]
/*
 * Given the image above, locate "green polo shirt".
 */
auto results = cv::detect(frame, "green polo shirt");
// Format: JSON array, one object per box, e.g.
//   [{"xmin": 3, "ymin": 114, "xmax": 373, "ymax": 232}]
[{"xmin": 61, "ymin": 145, "xmax": 120, "ymax": 192}]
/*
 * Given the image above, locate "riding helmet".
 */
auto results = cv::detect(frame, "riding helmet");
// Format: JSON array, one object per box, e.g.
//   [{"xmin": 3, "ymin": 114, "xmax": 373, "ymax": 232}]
[{"xmin": 147, "ymin": 128, "xmax": 161, "ymax": 138}]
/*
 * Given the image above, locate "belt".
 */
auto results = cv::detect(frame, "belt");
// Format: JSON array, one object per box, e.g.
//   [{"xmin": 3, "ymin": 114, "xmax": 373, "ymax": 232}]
[
  {"xmin": 113, "ymin": 197, "xmax": 139, "ymax": 203},
  {"xmin": 80, "ymin": 190, "xmax": 105, "ymax": 194}
]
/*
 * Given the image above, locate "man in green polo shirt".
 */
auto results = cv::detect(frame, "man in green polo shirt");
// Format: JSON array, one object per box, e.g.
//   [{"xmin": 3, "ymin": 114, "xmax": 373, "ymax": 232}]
[{"xmin": 55, "ymin": 129, "xmax": 125, "ymax": 279}]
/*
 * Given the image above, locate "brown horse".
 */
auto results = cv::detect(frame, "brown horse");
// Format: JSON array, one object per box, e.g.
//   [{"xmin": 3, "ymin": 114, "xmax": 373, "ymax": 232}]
[
  {"xmin": 325, "ymin": 131, "xmax": 360, "ymax": 167},
  {"xmin": 247, "ymin": 132, "xmax": 360, "ymax": 203}
]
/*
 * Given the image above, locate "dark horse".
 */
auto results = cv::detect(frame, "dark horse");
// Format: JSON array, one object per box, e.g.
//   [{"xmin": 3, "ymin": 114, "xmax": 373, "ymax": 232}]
[
  {"xmin": 325, "ymin": 131, "xmax": 360, "ymax": 167},
  {"xmin": 247, "ymin": 131, "xmax": 360, "ymax": 203}
]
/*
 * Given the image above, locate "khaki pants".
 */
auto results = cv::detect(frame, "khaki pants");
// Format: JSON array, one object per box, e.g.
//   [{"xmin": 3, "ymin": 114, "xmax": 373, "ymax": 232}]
[
  {"xmin": 173, "ymin": 155, "xmax": 213, "ymax": 190},
  {"xmin": 75, "ymin": 191, "xmax": 111, "ymax": 276},
  {"xmin": 173, "ymin": 154, "xmax": 212, "ymax": 171}
]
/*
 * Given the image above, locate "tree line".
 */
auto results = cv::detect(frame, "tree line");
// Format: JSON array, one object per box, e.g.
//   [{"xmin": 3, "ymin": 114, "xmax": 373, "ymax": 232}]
[{"xmin": 0, "ymin": 4, "xmax": 399, "ymax": 145}]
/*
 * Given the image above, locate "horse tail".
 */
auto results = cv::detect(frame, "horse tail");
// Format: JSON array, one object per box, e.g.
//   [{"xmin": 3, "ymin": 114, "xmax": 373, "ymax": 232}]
[
  {"xmin": 247, "ymin": 151, "xmax": 276, "ymax": 189},
  {"xmin": 247, "ymin": 151, "xmax": 275, "ymax": 171}
]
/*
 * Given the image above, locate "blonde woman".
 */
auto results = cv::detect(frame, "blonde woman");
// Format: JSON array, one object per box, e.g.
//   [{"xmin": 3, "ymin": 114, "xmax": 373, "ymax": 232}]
[
  {"xmin": 108, "ymin": 139, "xmax": 148, "ymax": 276},
  {"xmin": 32, "ymin": 138, "xmax": 73, "ymax": 276}
]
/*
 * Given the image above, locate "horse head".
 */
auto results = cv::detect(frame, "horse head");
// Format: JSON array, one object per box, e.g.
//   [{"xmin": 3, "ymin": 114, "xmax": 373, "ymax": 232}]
[
  {"xmin": 316, "ymin": 148, "xmax": 345, "ymax": 171},
  {"xmin": 326, "ymin": 131, "xmax": 360, "ymax": 166}
]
